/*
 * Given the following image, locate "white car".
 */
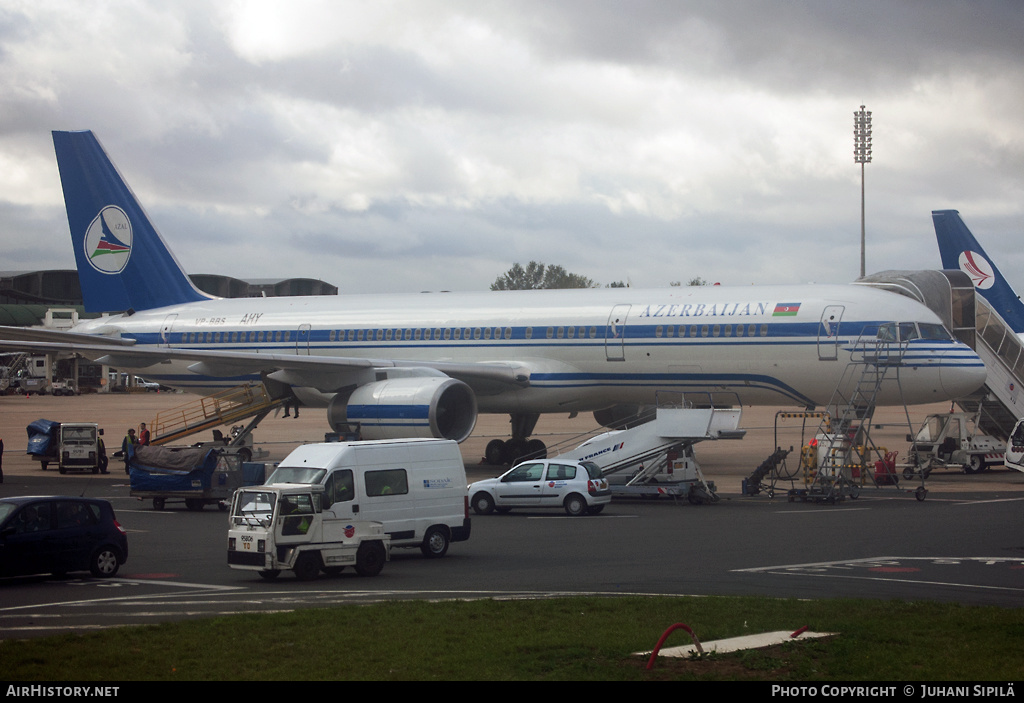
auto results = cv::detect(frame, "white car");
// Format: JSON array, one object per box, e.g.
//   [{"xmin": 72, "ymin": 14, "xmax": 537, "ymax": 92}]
[{"xmin": 469, "ymin": 459, "xmax": 611, "ymax": 516}]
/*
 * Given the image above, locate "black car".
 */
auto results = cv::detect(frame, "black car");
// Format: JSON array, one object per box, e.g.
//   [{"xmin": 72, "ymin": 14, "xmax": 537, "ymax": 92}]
[{"xmin": 0, "ymin": 496, "xmax": 128, "ymax": 578}]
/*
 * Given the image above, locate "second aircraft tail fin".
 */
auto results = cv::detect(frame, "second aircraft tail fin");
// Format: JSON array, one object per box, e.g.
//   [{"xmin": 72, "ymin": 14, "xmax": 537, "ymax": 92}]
[{"xmin": 933, "ymin": 209, "xmax": 1024, "ymax": 334}]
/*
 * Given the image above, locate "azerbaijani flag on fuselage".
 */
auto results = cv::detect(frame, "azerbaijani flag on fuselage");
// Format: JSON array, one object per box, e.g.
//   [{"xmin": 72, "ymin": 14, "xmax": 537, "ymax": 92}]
[{"xmin": 773, "ymin": 302, "xmax": 801, "ymax": 316}]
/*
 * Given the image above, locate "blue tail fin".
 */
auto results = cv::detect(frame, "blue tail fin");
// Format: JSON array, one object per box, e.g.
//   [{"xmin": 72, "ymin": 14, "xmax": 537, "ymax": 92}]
[
  {"xmin": 933, "ymin": 209, "xmax": 1024, "ymax": 334},
  {"xmin": 52, "ymin": 130, "xmax": 212, "ymax": 313}
]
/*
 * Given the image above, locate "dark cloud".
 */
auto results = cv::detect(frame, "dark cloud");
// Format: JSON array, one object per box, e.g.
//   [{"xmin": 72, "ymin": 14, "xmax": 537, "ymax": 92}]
[{"xmin": 0, "ymin": 1, "xmax": 1022, "ymax": 295}]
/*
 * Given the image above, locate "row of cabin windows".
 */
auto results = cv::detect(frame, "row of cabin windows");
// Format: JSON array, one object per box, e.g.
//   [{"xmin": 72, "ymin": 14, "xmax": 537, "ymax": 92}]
[
  {"xmin": 180, "ymin": 323, "xmax": 770, "ymax": 345},
  {"xmin": 183, "ymin": 330, "xmax": 289, "ymax": 344},
  {"xmin": 329, "ymin": 327, "xmax": 516, "ymax": 342},
  {"xmin": 656, "ymin": 324, "xmax": 769, "ymax": 339}
]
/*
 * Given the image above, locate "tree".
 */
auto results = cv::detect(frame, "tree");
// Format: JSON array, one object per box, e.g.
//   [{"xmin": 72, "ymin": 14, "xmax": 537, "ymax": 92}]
[{"xmin": 491, "ymin": 261, "xmax": 595, "ymax": 290}]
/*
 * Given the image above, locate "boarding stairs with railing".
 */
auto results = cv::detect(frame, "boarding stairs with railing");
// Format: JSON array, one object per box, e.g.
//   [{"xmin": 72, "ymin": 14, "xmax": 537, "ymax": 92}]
[
  {"xmin": 149, "ymin": 382, "xmax": 284, "ymax": 446},
  {"xmin": 799, "ymin": 336, "xmax": 921, "ymax": 502}
]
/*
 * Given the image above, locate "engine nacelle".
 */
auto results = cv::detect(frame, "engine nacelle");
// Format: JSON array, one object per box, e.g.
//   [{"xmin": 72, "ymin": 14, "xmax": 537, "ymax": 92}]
[{"xmin": 327, "ymin": 377, "xmax": 478, "ymax": 443}]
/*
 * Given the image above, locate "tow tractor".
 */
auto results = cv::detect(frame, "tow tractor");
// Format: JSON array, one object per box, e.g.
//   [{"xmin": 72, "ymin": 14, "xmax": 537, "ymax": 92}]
[
  {"xmin": 227, "ymin": 483, "xmax": 390, "ymax": 581},
  {"xmin": 27, "ymin": 420, "xmax": 108, "ymax": 474},
  {"xmin": 906, "ymin": 408, "xmax": 1005, "ymax": 477}
]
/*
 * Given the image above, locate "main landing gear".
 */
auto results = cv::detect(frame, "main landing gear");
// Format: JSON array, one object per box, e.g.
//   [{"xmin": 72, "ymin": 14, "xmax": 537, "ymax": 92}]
[{"xmin": 484, "ymin": 413, "xmax": 547, "ymax": 466}]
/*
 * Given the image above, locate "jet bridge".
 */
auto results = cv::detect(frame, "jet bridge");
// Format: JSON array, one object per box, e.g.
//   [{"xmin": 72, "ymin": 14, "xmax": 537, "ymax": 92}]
[
  {"xmin": 553, "ymin": 395, "xmax": 745, "ymax": 504},
  {"xmin": 859, "ymin": 270, "xmax": 1023, "ymax": 439}
]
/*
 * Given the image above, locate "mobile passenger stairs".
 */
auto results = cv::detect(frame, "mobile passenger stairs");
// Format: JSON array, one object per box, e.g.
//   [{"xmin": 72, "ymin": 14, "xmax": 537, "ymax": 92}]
[
  {"xmin": 552, "ymin": 393, "xmax": 746, "ymax": 505},
  {"xmin": 862, "ymin": 270, "xmax": 1024, "ymax": 467},
  {"xmin": 148, "ymin": 381, "xmax": 283, "ymax": 461},
  {"xmin": 782, "ymin": 335, "xmax": 929, "ymax": 503}
]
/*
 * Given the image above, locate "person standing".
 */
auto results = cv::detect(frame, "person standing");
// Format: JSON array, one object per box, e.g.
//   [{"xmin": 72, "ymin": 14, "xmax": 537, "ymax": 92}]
[
  {"xmin": 0, "ymin": 436, "xmax": 4, "ymax": 484},
  {"xmin": 138, "ymin": 422, "xmax": 151, "ymax": 446},
  {"xmin": 97, "ymin": 434, "xmax": 108, "ymax": 474},
  {"xmin": 121, "ymin": 428, "xmax": 137, "ymax": 475}
]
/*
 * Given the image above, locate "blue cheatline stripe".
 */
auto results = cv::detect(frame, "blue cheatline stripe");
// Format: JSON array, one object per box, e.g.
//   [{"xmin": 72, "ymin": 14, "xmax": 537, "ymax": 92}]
[
  {"xmin": 128, "ymin": 319, "xmax": 884, "ymax": 347},
  {"xmin": 347, "ymin": 405, "xmax": 430, "ymax": 421}
]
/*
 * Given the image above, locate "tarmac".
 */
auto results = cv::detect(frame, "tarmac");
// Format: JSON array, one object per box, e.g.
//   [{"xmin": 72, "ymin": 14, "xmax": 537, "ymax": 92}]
[{"xmin": 1, "ymin": 390, "xmax": 1022, "ymax": 495}]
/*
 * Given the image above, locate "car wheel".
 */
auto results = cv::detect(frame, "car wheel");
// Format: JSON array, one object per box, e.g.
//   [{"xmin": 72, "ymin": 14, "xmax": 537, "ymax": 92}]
[
  {"xmin": 564, "ymin": 493, "xmax": 587, "ymax": 517},
  {"xmin": 293, "ymin": 552, "xmax": 322, "ymax": 581},
  {"xmin": 471, "ymin": 492, "xmax": 495, "ymax": 515},
  {"xmin": 966, "ymin": 455, "xmax": 984, "ymax": 474},
  {"xmin": 355, "ymin": 541, "xmax": 386, "ymax": 577},
  {"xmin": 152, "ymin": 497, "xmax": 166, "ymax": 511},
  {"xmin": 89, "ymin": 546, "xmax": 121, "ymax": 577},
  {"xmin": 420, "ymin": 526, "xmax": 450, "ymax": 558}
]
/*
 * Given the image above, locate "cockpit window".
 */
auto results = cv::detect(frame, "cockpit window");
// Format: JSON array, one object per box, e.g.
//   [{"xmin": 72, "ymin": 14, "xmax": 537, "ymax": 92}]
[
  {"xmin": 899, "ymin": 322, "xmax": 919, "ymax": 341},
  {"xmin": 878, "ymin": 322, "xmax": 948, "ymax": 342},
  {"xmin": 877, "ymin": 323, "xmax": 897, "ymax": 342},
  {"xmin": 918, "ymin": 323, "xmax": 952, "ymax": 340}
]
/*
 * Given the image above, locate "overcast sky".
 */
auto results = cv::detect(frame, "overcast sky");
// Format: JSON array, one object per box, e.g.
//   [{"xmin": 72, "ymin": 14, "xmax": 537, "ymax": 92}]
[{"xmin": 2, "ymin": 0, "xmax": 1022, "ymax": 295}]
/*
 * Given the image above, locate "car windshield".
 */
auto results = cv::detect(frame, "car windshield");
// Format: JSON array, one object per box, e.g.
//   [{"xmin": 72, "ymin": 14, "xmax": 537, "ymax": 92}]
[
  {"xmin": 232, "ymin": 490, "xmax": 277, "ymax": 526},
  {"xmin": 61, "ymin": 426, "xmax": 96, "ymax": 443},
  {"xmin": 266, "ymin": 466, "xmax": 327, "ymax": 485}
]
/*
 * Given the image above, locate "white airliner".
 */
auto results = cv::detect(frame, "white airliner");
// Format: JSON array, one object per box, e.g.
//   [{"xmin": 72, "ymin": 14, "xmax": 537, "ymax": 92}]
[{"xmin": 0, "ymin": 131, "xmax": 987, "ymax": 463}]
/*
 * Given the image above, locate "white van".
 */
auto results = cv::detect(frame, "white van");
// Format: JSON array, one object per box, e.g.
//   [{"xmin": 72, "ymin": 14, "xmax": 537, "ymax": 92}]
[{"xmin": 265, "ymin": 438, "xmax": 470, "ymax": 558}]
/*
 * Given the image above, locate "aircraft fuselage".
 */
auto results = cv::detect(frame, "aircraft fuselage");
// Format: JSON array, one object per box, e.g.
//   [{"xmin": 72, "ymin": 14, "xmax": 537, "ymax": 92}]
[{"xmin": 70, "ymin": 282, "xmax": 985, "ymax": 411}]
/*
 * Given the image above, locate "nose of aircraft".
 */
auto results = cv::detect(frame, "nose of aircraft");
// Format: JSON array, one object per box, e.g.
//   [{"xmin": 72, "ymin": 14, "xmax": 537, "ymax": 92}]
[{"xmin": 939, "ymin": 346, "xmax": 987, "ymax": 398}]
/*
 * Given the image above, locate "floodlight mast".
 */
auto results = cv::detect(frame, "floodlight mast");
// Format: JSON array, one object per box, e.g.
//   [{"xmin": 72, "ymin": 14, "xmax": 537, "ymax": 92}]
[{"xmin": 854, "ymin": 105, "xmax": 873, "ymax": 278}]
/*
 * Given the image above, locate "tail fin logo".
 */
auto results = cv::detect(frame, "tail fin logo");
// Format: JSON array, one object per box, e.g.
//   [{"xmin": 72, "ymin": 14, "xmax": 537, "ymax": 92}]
[
  {"xmin": 84, "ymin": 205, "xmax": 132, "ymax": 274},
  {"xmin": 958, "ymin": 250, "xmax": 994, "ymax": 290}
]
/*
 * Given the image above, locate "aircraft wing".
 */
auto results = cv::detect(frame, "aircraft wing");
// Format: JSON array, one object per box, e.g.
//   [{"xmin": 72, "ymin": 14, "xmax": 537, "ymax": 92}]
[{"xmin": 0, "ymin": 327, "xmax": 531, "ymax": 394}]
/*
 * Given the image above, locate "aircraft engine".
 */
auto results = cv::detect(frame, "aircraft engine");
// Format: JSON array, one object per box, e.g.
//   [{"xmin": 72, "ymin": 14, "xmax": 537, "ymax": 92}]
[{"xmin": 327, "ymin": 376, "xmax": 478, "ymax": 443}]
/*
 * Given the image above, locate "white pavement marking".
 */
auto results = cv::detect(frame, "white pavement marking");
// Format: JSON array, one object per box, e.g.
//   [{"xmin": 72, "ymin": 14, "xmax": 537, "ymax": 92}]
[{"xmin": 733, "ymin": 556, "xmax": 1024, "ymax": 594}]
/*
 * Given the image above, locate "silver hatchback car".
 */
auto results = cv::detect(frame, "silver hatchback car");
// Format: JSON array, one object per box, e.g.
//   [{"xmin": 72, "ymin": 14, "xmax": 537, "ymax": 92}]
[{"xmin": 469, "ymin": 459, "xmax": 611, "ymax": 516}]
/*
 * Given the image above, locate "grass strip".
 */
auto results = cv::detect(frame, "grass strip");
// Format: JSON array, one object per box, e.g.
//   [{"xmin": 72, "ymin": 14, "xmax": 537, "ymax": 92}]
[{"xmin": 2, "ymin": 595, "xmax": 1022, "ymax": 681}]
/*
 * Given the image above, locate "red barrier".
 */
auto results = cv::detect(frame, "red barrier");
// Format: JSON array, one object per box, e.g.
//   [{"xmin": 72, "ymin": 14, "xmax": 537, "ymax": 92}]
[{"xmin": 645, "ymin": 623, "xmax": 703, "ymax": 670}]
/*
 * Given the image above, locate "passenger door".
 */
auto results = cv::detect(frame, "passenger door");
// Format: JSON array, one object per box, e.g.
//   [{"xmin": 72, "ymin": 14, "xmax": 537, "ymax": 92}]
[
  {"xmin": 1, "ymin": 501, "xmax": 55, "ymax": 576},
  {"xmin": 53, "ymin": 500, "xmax": 101, "ymax": 573},
  {"xmin": 817, "ymin": 305, "xmax": 844, "ymax": 360},
  {"xmin": 323, "ymin": 470, "xmax": 356, "ymax": 518},
  {"xmin": 605, "ymin": 305, "xmax": 630, "ymax": 361},
  {"xmin": 540, "ymin": 462, "xmax": 578, "ymax": 506},
  {"xmin": 495, "ymin": 462, "xmax": 546, "ymax": 507},
  {"xmin": 160, "ymin": 314, "xmax": 178, "ymax": 347},
  {"xmin": 296, "ymin": 324, "xmax": 311, "ymax": 355}
]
